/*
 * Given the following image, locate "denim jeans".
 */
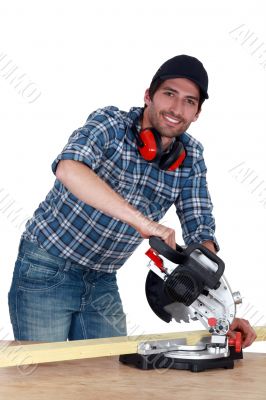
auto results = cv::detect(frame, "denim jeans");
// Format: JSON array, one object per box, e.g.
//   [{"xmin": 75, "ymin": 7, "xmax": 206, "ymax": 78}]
[{"xmin": 8, "ymin": 239, "xmax": 127, "ymax": 341}]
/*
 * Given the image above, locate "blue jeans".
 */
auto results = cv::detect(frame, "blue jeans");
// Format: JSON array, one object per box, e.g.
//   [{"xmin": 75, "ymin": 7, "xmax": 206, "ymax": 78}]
[{"xmin": 8, "ymin": 239, "xmax": 127, "ymax": 341}]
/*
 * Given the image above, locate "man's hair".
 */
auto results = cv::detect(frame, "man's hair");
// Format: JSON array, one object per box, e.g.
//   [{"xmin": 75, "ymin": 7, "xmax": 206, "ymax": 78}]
[{"xmin": 148, "ymin": 78, "xmax": 205, "ymax": 111}]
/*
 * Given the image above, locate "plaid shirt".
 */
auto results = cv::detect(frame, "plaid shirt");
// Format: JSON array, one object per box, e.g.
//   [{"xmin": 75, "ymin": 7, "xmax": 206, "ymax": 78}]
[{"xmin": 23, "ymin": 106, "xmax": 218, "ymax": 272}]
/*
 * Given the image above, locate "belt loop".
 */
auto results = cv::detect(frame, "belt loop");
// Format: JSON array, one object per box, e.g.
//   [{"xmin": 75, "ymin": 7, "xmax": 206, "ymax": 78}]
[{"xmin": 63, "ymin": 259, "xmax": 72, "ymax": 272}]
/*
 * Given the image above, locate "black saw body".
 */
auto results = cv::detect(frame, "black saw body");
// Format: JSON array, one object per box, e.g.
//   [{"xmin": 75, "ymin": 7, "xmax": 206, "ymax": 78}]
[{"xmin": 145, "ymin": 236, "xmax": 225, "ymax": 322}]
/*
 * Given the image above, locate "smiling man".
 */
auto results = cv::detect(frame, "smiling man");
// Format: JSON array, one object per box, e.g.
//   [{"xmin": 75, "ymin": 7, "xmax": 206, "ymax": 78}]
[
  {"xmin": 143, "ymin": 79, "xmax": 201, "ymax": 148},
  {"xmin": 8, "ymin": 55, "xmax": 256, "ymax": 347}
]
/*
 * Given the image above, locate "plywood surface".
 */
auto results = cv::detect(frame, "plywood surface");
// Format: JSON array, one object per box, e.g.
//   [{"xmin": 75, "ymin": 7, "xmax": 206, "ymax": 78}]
[{"xmin": 0, "ymin": 352, "xmax": 265, "ymax": 400}]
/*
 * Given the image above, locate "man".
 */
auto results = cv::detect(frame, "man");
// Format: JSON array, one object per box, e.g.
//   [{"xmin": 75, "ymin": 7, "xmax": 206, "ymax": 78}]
[{"xmin": 8, "ymin": 55, "xmax": 256, "ymax": 347}]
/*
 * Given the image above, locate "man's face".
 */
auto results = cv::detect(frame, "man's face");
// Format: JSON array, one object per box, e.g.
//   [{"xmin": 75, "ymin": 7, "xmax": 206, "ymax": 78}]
[{"xmin": 143, "ymin": 78, "xmax": 201, "ymax": 141}]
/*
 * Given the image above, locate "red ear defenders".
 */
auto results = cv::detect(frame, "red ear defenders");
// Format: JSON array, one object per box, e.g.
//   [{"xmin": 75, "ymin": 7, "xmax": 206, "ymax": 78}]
[{"xmin": 136, "ymin": 127, "xmax": 186, "ymax": 171}]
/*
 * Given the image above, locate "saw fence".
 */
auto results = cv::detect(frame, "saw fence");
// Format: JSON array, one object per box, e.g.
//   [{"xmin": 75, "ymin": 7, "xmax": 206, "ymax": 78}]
[{"xmin": 0, "ymin": 326, "xmax": 265, "ymax": 368}]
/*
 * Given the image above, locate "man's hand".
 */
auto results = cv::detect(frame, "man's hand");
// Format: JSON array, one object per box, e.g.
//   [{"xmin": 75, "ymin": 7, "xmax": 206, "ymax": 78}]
[
  {"xmin": 136, "ymin": 218, "xmax": 176, "ymax": 250},
  {"xmin": 227, "ymin": 317, "xmax": 257, "ymax": 348},
  {"xmin": 202, "ymin": 240, "xmax": 216, "ymax": 253}
]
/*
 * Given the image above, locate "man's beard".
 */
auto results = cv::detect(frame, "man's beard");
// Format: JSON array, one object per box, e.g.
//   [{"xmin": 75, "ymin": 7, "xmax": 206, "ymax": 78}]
[{"xmin": 148, "ymin": 108, "xmax": 189, "ymax": 138}]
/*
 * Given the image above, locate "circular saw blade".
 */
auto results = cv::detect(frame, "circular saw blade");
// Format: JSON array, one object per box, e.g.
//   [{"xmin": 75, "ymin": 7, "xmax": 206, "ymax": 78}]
[
  {"xmin": 164, "ymin": 302, "xmax": 196, "ymax": 324},
  {"xmin": 145, "ymin": 270, "xmax": 197, "ymax": 324}
]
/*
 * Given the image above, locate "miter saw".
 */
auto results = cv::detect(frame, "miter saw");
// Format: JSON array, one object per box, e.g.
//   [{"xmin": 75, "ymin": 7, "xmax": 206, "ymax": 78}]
[{"xmin": 119, "ymin": 237, "xmax": 243, "ymax": 372}]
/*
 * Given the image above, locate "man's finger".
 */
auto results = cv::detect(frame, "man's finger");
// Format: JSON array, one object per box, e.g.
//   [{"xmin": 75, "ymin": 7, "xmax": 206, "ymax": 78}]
[
  {"xmin": 229, "ymin": 318, "xmax": 257, "ymax": 348},
  {"xmin": 242, "ymin": 330, "xmax": 257, "ymax": 348}
]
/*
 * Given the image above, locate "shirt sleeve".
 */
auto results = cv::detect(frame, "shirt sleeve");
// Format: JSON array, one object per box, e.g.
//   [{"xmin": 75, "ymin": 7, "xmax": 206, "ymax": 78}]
[
  {"xmin": 175, "ymin": 154, "xmax": 220, "ymax": 251},
  {"xmin": 51, "ymin": 109, "xmax": 118, "ymax": 174}
]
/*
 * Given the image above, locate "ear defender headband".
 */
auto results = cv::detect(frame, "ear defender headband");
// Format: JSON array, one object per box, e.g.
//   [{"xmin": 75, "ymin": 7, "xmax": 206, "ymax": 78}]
[{"xmin": 135, "ymin": 127, "xmax": 186, "ymax": 171}]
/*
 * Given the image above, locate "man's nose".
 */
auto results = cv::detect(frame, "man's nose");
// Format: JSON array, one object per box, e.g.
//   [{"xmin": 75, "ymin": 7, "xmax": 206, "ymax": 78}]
[{"xmin": 169, "ymin": 97, "xmax": 184, "ymax": 116}]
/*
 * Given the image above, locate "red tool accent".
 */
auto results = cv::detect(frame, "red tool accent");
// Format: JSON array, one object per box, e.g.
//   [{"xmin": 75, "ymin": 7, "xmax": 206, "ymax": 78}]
[
  {"xmin": 208, "ymin": 317, "xmax": 217, "ymax": 327},
  {"xmin": 145, "ymin": 248, "xmax": 165, "ymax": 272},
  {"xmin": 228, "ymin": 331, "xmax": 242, "ymax": 353}
]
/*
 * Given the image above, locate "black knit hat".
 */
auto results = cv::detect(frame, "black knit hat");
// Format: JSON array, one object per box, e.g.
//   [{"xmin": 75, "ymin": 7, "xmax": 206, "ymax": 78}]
[{"xmin": 150, "ymin": 55, "xmax": 209, "ymax": 99}]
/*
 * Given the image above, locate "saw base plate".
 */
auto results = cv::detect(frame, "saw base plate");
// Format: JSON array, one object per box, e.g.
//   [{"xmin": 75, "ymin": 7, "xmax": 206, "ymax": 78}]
[{"xmin": 119, "ymin": 347, "xmax": 243, "ymax": 373}]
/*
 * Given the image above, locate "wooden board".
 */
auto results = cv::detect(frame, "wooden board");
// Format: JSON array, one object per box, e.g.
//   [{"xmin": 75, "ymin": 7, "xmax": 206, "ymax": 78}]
[
  {"xmin": 0, "ymin": 326, "xmax": 265, "ymax": 368},
  {"xmin": 0, "ymin": 351, "xmax": 265, "ymax": 400}
]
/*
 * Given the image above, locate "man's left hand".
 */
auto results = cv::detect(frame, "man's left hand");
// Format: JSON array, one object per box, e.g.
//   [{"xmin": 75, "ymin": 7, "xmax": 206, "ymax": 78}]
[{"xmin": 227, "ymin": 317, "xmax": 257, "ymax": 348}]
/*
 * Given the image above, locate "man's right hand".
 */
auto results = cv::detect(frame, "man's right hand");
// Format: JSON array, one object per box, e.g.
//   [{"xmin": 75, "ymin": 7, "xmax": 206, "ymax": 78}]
[{"xmin": 134, "ymin": 217, "xmax": 176, "ymax": 250}]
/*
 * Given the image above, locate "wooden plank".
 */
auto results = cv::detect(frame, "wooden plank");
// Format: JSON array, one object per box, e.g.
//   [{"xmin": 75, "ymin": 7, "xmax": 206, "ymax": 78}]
[{"xmin": 0, "ymin": 326, "xmax": 265, "ymax": 368}]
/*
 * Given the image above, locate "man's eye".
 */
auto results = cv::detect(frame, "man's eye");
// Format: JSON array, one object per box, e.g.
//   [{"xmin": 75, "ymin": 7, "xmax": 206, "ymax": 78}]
[
  {"xmin": 187, "ymin": 99, "xmax": 196, "ymax": 105},
  {"xmin": 164, "ymin": 91, "xmax": 174, "ymax": 97}
]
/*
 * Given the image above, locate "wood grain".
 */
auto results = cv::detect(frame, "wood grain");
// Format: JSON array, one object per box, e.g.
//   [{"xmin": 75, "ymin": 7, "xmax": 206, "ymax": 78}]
[{"xmin": 0, "ymin": 352, "xmax": 265, "ymax": 400}]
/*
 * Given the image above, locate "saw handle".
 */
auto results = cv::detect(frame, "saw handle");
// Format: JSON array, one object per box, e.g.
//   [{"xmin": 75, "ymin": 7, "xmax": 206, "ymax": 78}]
[
  {"xmin": 184, "ymin": 243, "xmax": 225, "ymax": 288},
  {"xmin": 149, "ymin": 237, "xmax": 225, "ymax": 290},
  {"xmin": 149, "ymin": 236, "xmax": 187, "ymax": 264}
]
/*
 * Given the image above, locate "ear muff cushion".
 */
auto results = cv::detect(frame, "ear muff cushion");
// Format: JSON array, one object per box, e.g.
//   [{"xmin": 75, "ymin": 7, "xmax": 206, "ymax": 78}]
[
  {"xmin": 167, "ymin": 148, "xmax": 186, "ymax": 171},
  {"xmin": 138, "ymin": 128, "xmax": 162, "ymax": 162},
  {"xmin": 159, "ymin": 141, "xmax": 186, "ymax": 171}
]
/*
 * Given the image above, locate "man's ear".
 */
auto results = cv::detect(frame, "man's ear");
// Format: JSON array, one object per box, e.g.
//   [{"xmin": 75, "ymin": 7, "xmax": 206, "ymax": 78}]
[
  {"xmin": 192, "ymin": 108, "xmax": 201, "ymax": 122},
  {"xmin": 144, "ymin": 89, "xmax": 152, "ymax": 106}
]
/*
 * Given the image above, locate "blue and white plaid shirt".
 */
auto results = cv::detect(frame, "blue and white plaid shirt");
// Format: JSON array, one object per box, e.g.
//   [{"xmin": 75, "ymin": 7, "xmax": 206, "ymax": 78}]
[{"xmin": 23, "ymin": 106, "xmax": 218, "ymax": 272}]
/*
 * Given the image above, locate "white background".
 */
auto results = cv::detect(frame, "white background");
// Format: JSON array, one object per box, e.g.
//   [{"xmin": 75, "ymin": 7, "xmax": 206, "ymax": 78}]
[{"xmin": 0, "ymin": 0, "xmax": 265, "ymax": 353}]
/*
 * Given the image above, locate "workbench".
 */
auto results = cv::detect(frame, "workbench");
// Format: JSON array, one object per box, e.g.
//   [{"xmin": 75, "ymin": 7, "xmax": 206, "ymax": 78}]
[{"xmin": 0, "ymin": 349, "xmax": 265, "ymax": 400}]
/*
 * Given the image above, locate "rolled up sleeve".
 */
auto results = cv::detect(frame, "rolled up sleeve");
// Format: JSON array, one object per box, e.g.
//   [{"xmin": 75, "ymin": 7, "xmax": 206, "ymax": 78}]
[
  {"xmin": 175, "ymin": 155, "xmax": 220, "ymax": 251},
  {"xmin": 51, "ymin": 110, "xmax": 117, "ymax": 174}
]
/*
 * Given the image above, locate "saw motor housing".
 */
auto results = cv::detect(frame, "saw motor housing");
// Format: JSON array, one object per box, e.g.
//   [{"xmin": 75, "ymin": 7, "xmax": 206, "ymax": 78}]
[{"xmin": 145, "ymin": 237, "xmax": 242, "ymax": 343}]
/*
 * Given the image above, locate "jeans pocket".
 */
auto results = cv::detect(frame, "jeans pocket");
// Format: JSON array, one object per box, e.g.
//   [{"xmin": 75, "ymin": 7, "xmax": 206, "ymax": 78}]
[
  {"xmin": 18, "ymin": 253, "xmax": 65, "ymax": 292},
  {"xmin": 97, "ymin": 271, "xmax": 118, "ymax": 287}
]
